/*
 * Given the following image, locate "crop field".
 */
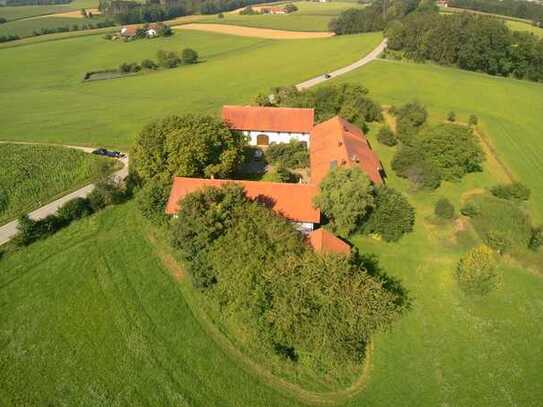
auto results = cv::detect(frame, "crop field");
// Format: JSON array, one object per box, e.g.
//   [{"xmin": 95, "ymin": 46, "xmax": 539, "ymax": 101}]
[
  {"xmin": 0, "ymin": 143, "xmax": 113, "ymax": 224},
  {"xmin": 198, "ymin": 1, "xmax": 363, "ymax": 32},
  {"xmin": 0, "ymin": 0, "xmax": 98, "ymax": 21},
  {"xmin": 0, "ymin": 15, "xmax": 109, "ymax": 37},
  {"xmin": 0, "ymin": 30, "xmax": 383, "ymax": 148}
]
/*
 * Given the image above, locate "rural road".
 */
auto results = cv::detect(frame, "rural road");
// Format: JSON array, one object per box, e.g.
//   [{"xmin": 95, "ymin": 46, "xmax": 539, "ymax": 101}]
[
  {"xmin": 0, "ymin": 143, "xmax": 128, "ymax": 246},
  {"xmin": 296, "ymin": 38, "xmax": 388, "ymax": 90}
]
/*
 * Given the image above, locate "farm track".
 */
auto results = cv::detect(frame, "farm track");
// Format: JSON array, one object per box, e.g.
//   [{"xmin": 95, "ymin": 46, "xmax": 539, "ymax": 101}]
[{"xmin": 0, "ymin": 141, "xmax": 128, "ymax": 246}]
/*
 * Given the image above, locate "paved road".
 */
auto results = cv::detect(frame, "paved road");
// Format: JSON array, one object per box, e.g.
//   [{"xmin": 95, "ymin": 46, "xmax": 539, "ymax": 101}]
[
  {"xmin": 0, "ymin": 143, "xmax": 128, "ymax": 246},
  {"xmin": 296, "ymin": 38, "xmax": 387, "ymax": 90}
]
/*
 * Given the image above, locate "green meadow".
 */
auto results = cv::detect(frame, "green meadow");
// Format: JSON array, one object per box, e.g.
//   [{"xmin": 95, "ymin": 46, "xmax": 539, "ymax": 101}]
[
  {"xmin": 0, "ymin": 143, "xmax": 113, "ymax": 224},
  {"xmin": 0, "ymin": 0, "xmax": 99, "ymax": 21},
  {"xmin": 0, "ymin": 30, "xmax": 382, "ymax": 148},
  {"xmin": 0, "ymin": 15, "xmax": 109, "ymax": 37},
  {"xmin": 199, "ymin": 1, "xmax": 363, "ymax": 31},
  {"xmin": 506, "ymin": 20, "xmax": 543, "ymax": 37}
]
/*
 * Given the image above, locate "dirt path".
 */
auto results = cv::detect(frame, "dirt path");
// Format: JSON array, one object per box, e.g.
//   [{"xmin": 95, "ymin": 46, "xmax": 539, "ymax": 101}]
[
  {"xmin": 0, "ymin": 141, "xmax": 128, "ymax": 246},
  {"xmin": 174, "ymin": 23, "xmax": 334, "ymax": 39}
]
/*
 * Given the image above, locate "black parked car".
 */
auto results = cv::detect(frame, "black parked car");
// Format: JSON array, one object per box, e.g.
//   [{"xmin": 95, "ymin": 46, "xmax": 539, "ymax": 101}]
[{"xmin": 92, "ymin": 148, "xmax": 124, "ymax": 158}]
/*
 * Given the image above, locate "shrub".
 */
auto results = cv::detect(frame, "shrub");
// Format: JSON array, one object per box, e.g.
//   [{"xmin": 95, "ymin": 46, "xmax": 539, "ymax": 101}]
[
  {"xmin": 447, "ymin": 111, "xmax": 456, "ymax": 122},
  {"xmin": 87, "ymin": 180, "xmax": 125, "ymax": 211},
  {"xmin": 57, "ymin": 197, "xmax": 93, "ymax": 222},
  {"xmin": 469, "ymin": 114, "xmax": 478, "ymax": 126},
  {"xmin": 103, "ymin": 33, "xmax": 112, "ymax": 40},
  {"xmin": 263, "ymin": 165, "xmax": 299, "ymax": 183},
  {"xmin": 284, "ymin": 3, "xmax": 298, "ymax": 13},
  {"xmin": 395, "ymin": 101, "xmax": 427, "ymax": 127},
  {"xmin": 118, "ymin": 62, "xmax": 141, "ymax": 73},
  {"xmin": 0, "ymin": 17, "xmax": 7, "ymax": 24},
  {"xmin": 218, "ymin": 12, "xmax": 224, "ymax": 18},
  {"xmin": 456, "ymin": 245, "xmax": 499, "ymax": 295},
  {"xmin": 0, "ymin": 189, "xmax": 8, "ymax": 213},
  {"xmin": 157, "ymin": 49, "xmax": 181, "ymax": 68},
  {"xmin": 490, "ymin": 182, "xmax": 531, "ymax": 201},
  {"xmin": 141, "ymin": 59, "xmax": 158, "ymax": 70},
  {"xmin": 158, "ymin": 24, "xmax": 173, "ymax": 37},
  {"xmin": 265, "ymin": 140, "xmax": 309, "ymax": 169},
  {"xmin": 135, "ymin": 179, "xmax": 170, "ymax": 224},
  {"xmin": 391, "ymin": 145, "xmax": 442, "ymax": 190},
  {"xmin": 434, "ymin": 198, "xmax": 455, "ymax": 220},
  {"xmin": 377, "ymin": 126, "xmax": 397, "ymax": 146},
  {"xmin": 181, "ymin": 48, "xmax": 198, "ymax": 64},
  {"xmin": 14, "ymin": 215, "xmax": 39, "ymax": 246},
  {"xmin": 364, "ymin": 186, "xmax": 415, "ymax": 242},
  {"xmin": 313, "ymin": 167, "xmax": 375, "ymax": 237},
  {"xmin": 529, "ymin": 227, "xmax": 543, "ymax": 251}
]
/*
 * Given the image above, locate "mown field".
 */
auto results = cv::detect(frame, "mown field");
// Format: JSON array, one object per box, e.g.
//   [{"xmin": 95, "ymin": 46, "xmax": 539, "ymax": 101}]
[
  {"xmin": 0, "ymin": 30, "xmax": 383, "ymax": 148},
  {"xmin": 0, "ymin": 15, "xmax": 109, "ymax": 37},
  {"xmin": 0, "ymin": 0, "xmax": 98, "ymax": 21},
  {"xmin": 199, "ymin": 1, "xmax": 362, "ymax": 32},
  {"xmin": 506, "ymin": 20, "xmax": 543, "ymax": 37},
  {"xmin": 0, "ymin": 143, "xmax": 113, "ymax": 224}
]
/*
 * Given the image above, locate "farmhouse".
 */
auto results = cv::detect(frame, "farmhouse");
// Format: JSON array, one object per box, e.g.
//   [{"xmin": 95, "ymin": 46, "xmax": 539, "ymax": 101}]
[
  {"xmin": 120, "ymin": 23, "xmax": 162, "ymax": 38},
  {"xmin": 261, "ymin": 6, "xmax": 287, "ymax": 14},
  {"xmin": 223, "ymin": 105, "xmax": 314, "ymax": 146},
  {"xmin": 166, "ymin": 106, "xmax": 385, "ymax": 254}
]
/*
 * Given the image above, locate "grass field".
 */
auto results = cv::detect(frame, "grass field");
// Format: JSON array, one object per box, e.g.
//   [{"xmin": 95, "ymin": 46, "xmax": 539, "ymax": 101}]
[
  {"xmin": 0, "ymin": 0, "xmax": 98, "ymax": 21},
  {"xmin": 506, "ymin": 20, "xmax": 543, "ymax": 37},
  {"xmin": 199, "ymin": 1, "xmax": 362, "ymax": 32},
  {"xmin": 0, "ymin": 30, "xmax": 383, "ymax": 148},
  {"xmin": 0, "ymin": 15, "xmax": 109, "ymax": 37},
  {"xmin": 0, "ymin": 143, "xmax": 114, "ymax": 224}
]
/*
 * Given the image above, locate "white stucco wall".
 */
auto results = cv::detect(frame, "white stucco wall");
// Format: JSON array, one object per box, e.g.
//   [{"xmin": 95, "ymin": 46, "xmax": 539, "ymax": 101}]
[
  {"xmin": 243, "ymin": 130, "xmax": 310, "ymax": 146},
  {"xmin": 294, "ymin": 222, "xmax": 315, "ymax": 234}
]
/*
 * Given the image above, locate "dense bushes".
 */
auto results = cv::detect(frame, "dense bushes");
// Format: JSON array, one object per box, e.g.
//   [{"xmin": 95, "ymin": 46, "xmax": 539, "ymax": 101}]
[
  {"xmin": 169, "ymin": 184, "xmax": 407, "ymax": 377},
  {"xmin": 390, "ymin": 104, "xmax": 484, "ymax": 190},
  {"xmin": 387, "ymin": 12, "xmax": 543, "ymax": 82},
  {"xmin": 181, "ymin": 48, "xmax": 198, "ymax": 64},
  {"xmin": 0, "ymin": 189, "xmax": 7, "ymax": 213},
  {"xmin": 14, "ymin": 179, "xmax": 126, "ymax": 247},
  {"xmin": 313, "ymin": 167, "xmax": 375, "ymax": 237},
  {"xmin": 30, "ymin": 19, "xmax": 115, "ymax": 37},
  {"xmin": 135, "ymin": 179, "xmax": 170, "ymax": 225},
  {"xmin": 434, "ymin": 198, "xmax": 455, "ymax": 220},
  {"xmin": 490, "ymin": 182, "xmax": 531, "ymax": 201},
  {"xmin": 0, "ymin": 34, "xmax": 20, "ymax": 43},
  {"xmin": 264, "ymin": 140, "xmax": 309, "ymax": 169},
  {"xmin": 456, "ymin": 245, "xmax": 500, "ymax": 295},
  {"xmin": 101, "ymin": 1, "xmax": 187, "ymax": 25},
  {"xmin": 377, "ymin": 126, "xmax": 397, "ymax": 146},
  {"xmin": 258, "ymin": 83, "xmax": 382, "ymax": 129},
  {"xmin": 461, "ymin": 194, "xmax": 534, "ymax": 253},
  {"xmin": 131, "ymin": 114, "xmax": 247, "ymax": 184},
  {"xmin": 449, "ymin": 0, "xmax": 543, "ymax": 25},
  {"xmin": 363, "ymin": 186, "xmax": 415, "ymax": 242}
]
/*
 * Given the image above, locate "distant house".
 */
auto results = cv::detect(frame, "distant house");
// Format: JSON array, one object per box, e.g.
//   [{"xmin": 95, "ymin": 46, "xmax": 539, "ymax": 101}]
[
  {"xmin": 261, "ymin": 6, "xmax": 287, "ymax": 14},
  {"xmin": 120, "ymin": 23, "xmax": 163, "ymax": 39},
  {"xmin": 120, "ymin": 26, "xmax": 138, "ymax": 38},
  {"xmin": 437, "ymin": 0, "xmax": 448, "ymax": 7},
  {"xmin": 222, "ymin": 105, "xmax": 314, "ymax": 147}
]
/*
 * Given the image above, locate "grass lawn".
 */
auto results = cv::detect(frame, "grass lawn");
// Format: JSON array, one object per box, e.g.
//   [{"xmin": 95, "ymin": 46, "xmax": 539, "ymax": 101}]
[
  {"xmin": 0, "ymin": 30, "xmax": 383, "ymax": 148},
  {"xmin": 0, "ymin": 203, "xmax": 298, "ymax": 406},
  {"xmin": 334, "ymin": 60, "xmax": 543, "ymax": 223},
  {"xmin": 0, "ymin": 143, "xmax": 114, "ymax": 224},
  {"xmin": 198, "ymin": 1, "xmax": 363, "ymax": 32},
  {"xmin": 506, "ymin": 20, "xmax": 543, "ymax": 38},
  {"xmin": 0, "ymin": 15, "xmax": 109, "ymax": 38}
]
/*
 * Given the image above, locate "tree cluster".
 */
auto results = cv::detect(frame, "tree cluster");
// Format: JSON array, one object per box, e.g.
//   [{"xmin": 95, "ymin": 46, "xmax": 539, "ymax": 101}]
[
  {"xmin": 169, "ymin": 184, "xmax": 407, "ymax": 374},
  {"xmin": 449, "ymin": 0, "xmax": 543, "ymax": 26},
  {"xmin": 390, "ymin": 102, "xmax": 484, "ymax": 190},
  {"xmin": 490, "ymin": 182, "xmax": 531, "ymax": 201},
  {"xmin": 314, "ymin": 167, "xmax": 415, "ymax": 241},
  {"xmin": 264, "ymin": 140, "xmax": 309, "ymax": 169},
  {"xmin": 3, "ymin": 0, "xmax": 70, "ymax": 5},
  {"xmin": 386, "ymin": 12, "xmax": 543, "ymax": 82},
  {"xmin": 100, "ymin": 1, "xmax": 187, "ymax": 25},
  {"xmin": 26, "ymin": 19, "xmax": 115, "ymax": 38},
  {"xmin": 257, "ymin": 83, "xmax": 382, "ymax": 130},
  {"xmin": 131, "ymin": 114, "xmax": 247, "ymax": 185}
]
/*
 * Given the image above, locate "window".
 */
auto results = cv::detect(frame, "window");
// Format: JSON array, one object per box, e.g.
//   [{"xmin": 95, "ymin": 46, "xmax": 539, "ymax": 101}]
[{"xmin": 256, "ymin": 134, "xmax": 270, "ymax": 146}]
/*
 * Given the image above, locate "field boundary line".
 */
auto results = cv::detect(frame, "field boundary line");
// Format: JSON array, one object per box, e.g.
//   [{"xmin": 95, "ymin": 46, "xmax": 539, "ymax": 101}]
[{"xmin": 147, "ymin": 229, "xmax": 373, "ymax": 406}]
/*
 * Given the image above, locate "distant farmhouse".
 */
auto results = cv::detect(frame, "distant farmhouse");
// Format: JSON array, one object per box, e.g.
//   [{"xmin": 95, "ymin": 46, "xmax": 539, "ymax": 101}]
[
  {"xmin": 166, "ymin": 106, "xmax": 384, "ymax": 254},
  {"xmin": 119, "ymin": 23, "xmax": 163, "ymax": 39}
]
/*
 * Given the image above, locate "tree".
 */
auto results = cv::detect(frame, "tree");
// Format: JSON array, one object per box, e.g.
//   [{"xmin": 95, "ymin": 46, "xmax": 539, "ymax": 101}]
[
  {"xmin": 135, "ymin": 178, "xmax": 170, "ymax": 225},
  {"xmin": 313, "ymin": 167, "xmax": 375, "ymax": 237},
  {"xmin": 377, "ymin": 125, "xmax": 397, "ymax": 146},
  {"xmin": 284, "ymin": 3, "xmax": 298, "ymax": 13},
  {"xmin": 456, "ymin": 245, "xmax": 499, "ymax": 295},
  {"xmin": 391, "ymin": 145, "xmax": 442, "ymax": 190},
  {"xmin": 131, "ymin": 114, "xmax": 248, "ymax": 184},
  {"xmin": 157, "ymin": 49, "xmax": 180, "ymax": 68},
  {"xmin": 447, "ymin": 111, "xmax": 456, "ymax": 122},
  {"xmin": 490, "ymin": 182, "xmax": 531, "ymax": 201},
  {"xmin": 364, "ymin": 186, "xmax": 415, "ymax": 241},
  {"xmin": 529, "ymin": 226, "xmax": 543, "ymax": 251},
  {"xmin": 468, "ymin": 114, "xmax": 478, "ymax": 126},
  {"xmin": 181, "ymin": 48, "xmax": 198, "ymax": 64},
  {"xmin": 0, "ymin": 189, "xmax": 8, "ymax": 213},
  {"xmin": 434, "ymin": 198, "xmax": 455, "ymax": 220},
  {"xmin": 141, "ymin": 59, "xmax": 158, "ymax": 69}
]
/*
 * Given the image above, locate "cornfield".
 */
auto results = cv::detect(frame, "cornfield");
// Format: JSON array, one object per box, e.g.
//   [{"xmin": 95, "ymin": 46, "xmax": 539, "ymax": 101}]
[{"xmin": 0, "ymin": 144, "xmax": 113, "ymax": 224}]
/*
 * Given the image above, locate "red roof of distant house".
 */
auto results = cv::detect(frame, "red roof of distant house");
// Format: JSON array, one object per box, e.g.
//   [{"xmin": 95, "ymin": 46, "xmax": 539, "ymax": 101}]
[
  {"xmin": 307, "ymin": 228, "xmax": 351, "ymax": 255},
  {"xmin": 310, "ymin": 116, "xmax": 383, "ymax": 185},
  {"xmin": 165, "ymin": 177, "xmax": 320, "ymax": 223},
  {"xmin": 222, "ymin": 106, "xmax": 314, "ymax": 133},
  {"xmin": 121, "ymin": 26, "xmax": 138, "ymax": 36}
]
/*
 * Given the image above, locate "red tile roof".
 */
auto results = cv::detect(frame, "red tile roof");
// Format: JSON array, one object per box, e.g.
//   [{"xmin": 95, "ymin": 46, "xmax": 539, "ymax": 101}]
[
  {"xmin": 165, "ymin": 177, "xmax": 320, "ymax": 223},
  {"xmin": 310, "ymin": 116, "xmax": 383, "ymax": 185},
  {"xmin": 307, "ymin": 228, "xmax": 351, "ymax": 255},
  {"xmin": 222, "ymin": 105, "xmax": 314, "ymax": 134}
]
